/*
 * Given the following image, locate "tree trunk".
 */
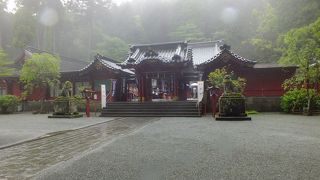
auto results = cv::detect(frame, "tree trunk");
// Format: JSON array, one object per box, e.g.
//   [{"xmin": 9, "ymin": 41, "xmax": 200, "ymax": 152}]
[{"xmin": 40, "ymin": 85, "xmax": 48, "ymax": 114}]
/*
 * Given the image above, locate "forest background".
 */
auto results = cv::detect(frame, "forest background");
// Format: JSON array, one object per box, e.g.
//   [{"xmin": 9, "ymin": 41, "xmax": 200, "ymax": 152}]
[{"xmin": 0, "ymin": 0, "xmax": 319, "ymax": 64}]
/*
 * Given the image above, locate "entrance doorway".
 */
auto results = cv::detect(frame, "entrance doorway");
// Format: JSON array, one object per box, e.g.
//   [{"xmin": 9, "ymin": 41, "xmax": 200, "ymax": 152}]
[
  {"xmin": 187, "ymin": 81, "xmax": 198, "ymax": 100},
  {"xmin": 151, "ymin": 78, "xmax": 174, "ymax": 101},
  {"xmin": 144, "ymin": 72, "xmax": 175, "ymax": 101}
]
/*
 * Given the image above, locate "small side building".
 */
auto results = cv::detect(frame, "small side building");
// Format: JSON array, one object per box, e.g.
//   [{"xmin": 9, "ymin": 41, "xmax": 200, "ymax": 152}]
[{"xmin": 0, "ymin": 47, "xmax": 133, "ymax": 103}]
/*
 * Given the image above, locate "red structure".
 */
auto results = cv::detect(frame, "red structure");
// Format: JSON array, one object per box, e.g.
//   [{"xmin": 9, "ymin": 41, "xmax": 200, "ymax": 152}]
[
  {"xmin": 0, "ymin": 41, "xmax": 297, "ymax": 111},
  {"xmin": 0, "ymin": 48, "xmax": 134, "ymax": 103},
  {"xmin": 121, "ymin": 41, "xmax": 297, "ymax": 111}
]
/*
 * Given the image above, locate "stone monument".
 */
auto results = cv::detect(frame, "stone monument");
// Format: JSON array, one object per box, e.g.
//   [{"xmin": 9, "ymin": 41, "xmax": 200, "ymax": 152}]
[
  {"xmin": 216, "ymin": 75, "xmax": 251, "ymax": 121},
  {"xmin": 49, "ymin": 81, "xmax": 83, "ymax": 118}
]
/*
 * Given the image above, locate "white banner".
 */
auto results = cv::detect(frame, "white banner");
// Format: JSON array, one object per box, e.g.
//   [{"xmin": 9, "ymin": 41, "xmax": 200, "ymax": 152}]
[
  {"xmin": 101, "ymin": 84, "xmax": 106, "ymax": 108},
  {"xmin": 197, "ymin": 81, "xmax": 204, "ymax": 103}
]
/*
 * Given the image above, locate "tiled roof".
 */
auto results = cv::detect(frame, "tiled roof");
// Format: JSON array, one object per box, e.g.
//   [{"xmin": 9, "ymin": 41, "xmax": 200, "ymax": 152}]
[
  {"xmin": 25, "ymin": 47, "xmax": 88, "ymax": 72},
  {"xmin": 123, "ymin": 40, "xmax": 256, "ymax": 67},
  {"xmin": 123, "ymin": 41, "xmax": 190, "ymax": 65},
  {"xmin": 200, "ymin": 48, "xmax": 257, "ymax": 66},
  {"xmin": 80, "ymin": 54, "xmax": 134, "ymax": 75},
  {"xmin": 187, "ymin": 41, "xmax": 222, "ymax": 65}
]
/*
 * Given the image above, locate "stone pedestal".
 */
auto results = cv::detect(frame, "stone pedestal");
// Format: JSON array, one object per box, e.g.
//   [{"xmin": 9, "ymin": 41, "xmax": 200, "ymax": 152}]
[
  {"xmin": 216, "ymin": 94, "xmax": 251, "ymax": 121},
  {"xmin": 48, "ymin": 97, "xmax": 83, "ymax": 118}
]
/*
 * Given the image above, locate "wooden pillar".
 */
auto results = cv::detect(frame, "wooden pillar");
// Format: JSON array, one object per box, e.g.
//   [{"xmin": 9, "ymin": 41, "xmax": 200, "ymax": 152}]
[
  {"xmin": 141, "ymin": 75, "xmax": 145, "ymax": 101},
  {"xmin": 174, "ymin": 73, "xmax": 178, "ymax": 98},
  {"xmin": 139, "ymin": 75, "xmax": 143, "ymax": 102}
]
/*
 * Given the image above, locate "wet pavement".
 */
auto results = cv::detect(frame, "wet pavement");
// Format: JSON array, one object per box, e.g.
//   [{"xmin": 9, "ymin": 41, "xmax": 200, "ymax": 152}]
[
  {"xmin": 0, "ymin": 117, "xmax": 159, "ymax": 180},
  {"xmin": 1, "ymin": 114, "xmax": 320, "ymax": 180},
  {"xmin": 0, "ymin": 113, "xmax": 115, "ymax": 147},
  {"xmin": 36, "ymin": 114, "xmax": 320, "ymax": 180}
]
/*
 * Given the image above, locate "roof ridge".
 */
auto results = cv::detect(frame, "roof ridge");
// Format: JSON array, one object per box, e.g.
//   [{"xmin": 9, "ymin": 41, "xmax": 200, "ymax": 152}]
[
  {"xmin": 188, "ymin": 40, "xmax": 223, "ymax": 45},
  {"xmin": 130, "ymin": 41, "xmax": 186, "ymax": 48},
  {"xmin": 200, "ymin": 49, "xmax": 256, "ymax": 66}
]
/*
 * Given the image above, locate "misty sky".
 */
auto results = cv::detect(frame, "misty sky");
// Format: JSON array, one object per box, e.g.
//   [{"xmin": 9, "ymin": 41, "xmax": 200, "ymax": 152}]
[{"xmin": 5, "ymin": 0, "xmax": 133, "ymax": 12}]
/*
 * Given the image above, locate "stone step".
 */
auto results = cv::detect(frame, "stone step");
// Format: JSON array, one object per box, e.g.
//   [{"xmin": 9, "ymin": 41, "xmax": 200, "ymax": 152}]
[{"xmin": 101, "ymin": 101, "xmax": 201, "ymax": 117}]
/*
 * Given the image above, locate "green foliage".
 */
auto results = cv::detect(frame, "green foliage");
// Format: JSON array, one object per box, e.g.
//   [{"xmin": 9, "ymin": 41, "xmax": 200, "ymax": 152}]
[
  {"xmin": 20, "ymin": 53, "xmax": 60, "ymax": 113},
  {"xmin": 245, "ymin": 0, "xmax": 320, "ymax": 62},
  {"xmin": 208, "ymin": 68, "xmax": 246, "ymax": 94},
  {"xmin": 279, "ymin": 17, "xmax": 320, "ymax": 93},
  {"xmin": 207, "ymin": 68, "xmax": 227, "ymax": 89},
  {"xmin": 0, "ymin": 49, "xmax": 14, "ymax": 76},
  {"xmin": 278, "ymin": 17, "xmax": 320, "ymax": 66},
  {"xmin": 0, "ymin": 95, "xmax": 20, "ymax": 113},
  {"xmin": 282, "ymin": 75, "xmax": 305, "ymax": 91},
  {"xmin": 281, "ymin": 89, "xmax": 320, "ymax": 113},
  {"xmin": 1, "ymin": 0, "xmax": 320, "ymax": 64},
  {"xmin": 20, "ymin": 53, "xmax": 60, "ymax": 91},
  {"xmin": 95, "ymin": 35, "xmax": 128, "ymax": 61}
]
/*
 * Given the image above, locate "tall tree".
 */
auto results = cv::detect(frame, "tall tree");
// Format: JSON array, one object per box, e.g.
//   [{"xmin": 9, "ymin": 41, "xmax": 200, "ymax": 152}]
[
  {"xmin": 94, "ymin": 35, "xmax": 128, "ymax": 61},
  {"xmin": 278, "ymin": 17, "xmax": 320, "ymax": 112},
  {"xmin": 170, "ymin": 22, "xmax": 205, "ymax": 41},
  {"xmin": 20, "ymin": 53, "xmax": 60, "ymax": 112},
  {"xmin": 278, "ymin": 17, "xmax": 320, "ymax": 75},
  {"xmin": 64, "ymin": 0, "xmax": 112, "ymax": 59},
  {"xmin": 246, "ymin": 0, "xmax": 320, "ymax": 62},
  {"xmin": 0, "ymin": 0, "xmax": 5, "ymax": 48},
  {"xmin": 11, "ymin": 0, "xmax": 40, "ymax": 48}
]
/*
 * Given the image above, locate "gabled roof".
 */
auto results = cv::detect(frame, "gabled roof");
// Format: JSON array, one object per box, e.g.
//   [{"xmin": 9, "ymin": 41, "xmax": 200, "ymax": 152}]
[
  {"xmin": 80, "ymin": 54, "xmax": 134, "ymax": 75},
  {"xmin": 123, "ymin": 40, "xmax": 257, "ymax": 68},
  {"xmin": 123, "ymin": 41, "xmax": 190, "ymax": 65},
  {"xmin": 187, "ymin": 41, "xmax": 222, "ymax": 65},
  {"xmin": 199, "ymin": 46, "xmax": 257, "ymax": 67}
]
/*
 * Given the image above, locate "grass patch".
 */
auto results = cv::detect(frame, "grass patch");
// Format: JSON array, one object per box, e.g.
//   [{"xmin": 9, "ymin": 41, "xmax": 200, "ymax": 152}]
[{"xmin": 246, "ymin": 110, "xmax": 259, "ymax": 115}]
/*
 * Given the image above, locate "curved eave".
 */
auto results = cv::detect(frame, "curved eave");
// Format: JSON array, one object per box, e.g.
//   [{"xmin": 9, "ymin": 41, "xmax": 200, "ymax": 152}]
[
  {"xmin": 78, "ymin": 56, "xmax": 134, "ymax": 76},
  {"xmin": 196, "ymin": 49, "xmax": 257, "ymax": 69}
]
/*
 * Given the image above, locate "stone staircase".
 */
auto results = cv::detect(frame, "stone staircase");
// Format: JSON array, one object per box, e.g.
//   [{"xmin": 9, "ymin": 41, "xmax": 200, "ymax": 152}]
[{"xmin": 100, "ymin": 101, "xmax": 201, "ymax": 117}]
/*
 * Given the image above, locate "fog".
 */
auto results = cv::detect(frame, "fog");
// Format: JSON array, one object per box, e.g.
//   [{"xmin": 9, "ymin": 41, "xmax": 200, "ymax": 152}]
[{"xmin": 0, "ymin": 0, "xmax": 319, "ymax": 63}]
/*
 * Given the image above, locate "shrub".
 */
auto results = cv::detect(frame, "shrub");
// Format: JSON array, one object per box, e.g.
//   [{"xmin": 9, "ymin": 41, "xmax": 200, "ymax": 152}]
[
  {"xmin": 281, "ymin": 89, "xmax": 320, "ymax": 113},
  {"xmin": 0, "ymin": 95, "xmax": 20, "ymax": 114}
]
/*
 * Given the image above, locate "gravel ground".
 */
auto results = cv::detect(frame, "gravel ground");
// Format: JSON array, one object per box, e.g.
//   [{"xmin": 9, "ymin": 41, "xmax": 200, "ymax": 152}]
[
  {"xmin": 36, "ymin": 113, "xmax": 320, "ymax": 180},
  {"xmin": 0, "ymin": 112, "xmax": 115, "ymax": 147}
]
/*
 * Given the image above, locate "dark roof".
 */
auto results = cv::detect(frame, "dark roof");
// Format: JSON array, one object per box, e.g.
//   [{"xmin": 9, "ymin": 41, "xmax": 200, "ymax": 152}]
[
  {"xmin": 123, "ymin": 40, "xmax": 256, "ymax": 67},
  {"xmin": 80, "ymin": 54, "xmax": 134, "ymax": 75},
  {"xmin": 200, "ymin": 47, "xmax": 257, "ymax": 66},
  {"xmin": 123, "ymin": 41, "xmax": 190, "ymax": 65},
  {"xmin": 25, "ymin": 47, "xmax": 89, "ymax": 72}
]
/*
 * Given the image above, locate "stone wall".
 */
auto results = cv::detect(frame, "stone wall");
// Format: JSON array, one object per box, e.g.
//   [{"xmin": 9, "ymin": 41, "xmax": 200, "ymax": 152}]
[{"xmin": 246, "ymin": 96, "xmax": 282, "ymax": 112}]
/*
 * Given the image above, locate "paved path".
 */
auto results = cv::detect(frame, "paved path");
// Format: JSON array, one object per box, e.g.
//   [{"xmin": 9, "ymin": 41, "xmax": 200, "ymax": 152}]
[
  {"xmin": 36, "ymin": 114, "xmax": 320, "ymax": 180},
  {"xmin": 0, "ymin": 117, "xmax": 158, "ymax": 179},
  {"xmin": 0, "ymin": 113, "xmax": 115, "ymax": 147}
]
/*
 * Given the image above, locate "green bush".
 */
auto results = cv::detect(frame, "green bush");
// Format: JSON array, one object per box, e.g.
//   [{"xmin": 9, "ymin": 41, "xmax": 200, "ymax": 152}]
[
  {"xmin": 0, "ymin": 95, "xmax": 20, "ymax": 114},
  {"xmin": 281, "ymin": 89, "xmax": 320, "ymax": 113}
]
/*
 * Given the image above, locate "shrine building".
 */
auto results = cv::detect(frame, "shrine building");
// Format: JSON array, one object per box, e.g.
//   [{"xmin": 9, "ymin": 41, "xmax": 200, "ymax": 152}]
[
  {"xmin": 0, "ymin": 41, "xmax": 297, "ymax": 113},
  {"xmin": 121, "ymin": 41, "xmax": 297, "ymax": 111}
]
